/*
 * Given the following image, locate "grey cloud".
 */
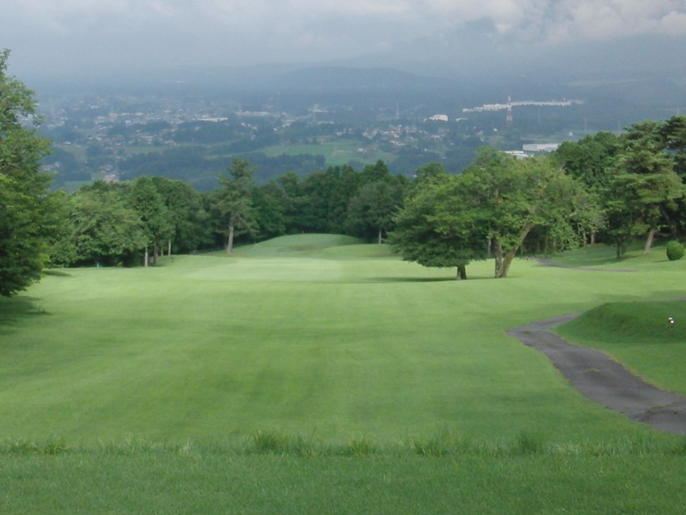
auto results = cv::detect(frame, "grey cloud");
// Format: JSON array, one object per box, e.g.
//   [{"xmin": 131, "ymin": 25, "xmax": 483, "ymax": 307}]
[{"xmin": 2, "ymin": 0, "xmax": 686, "ymax": 79}]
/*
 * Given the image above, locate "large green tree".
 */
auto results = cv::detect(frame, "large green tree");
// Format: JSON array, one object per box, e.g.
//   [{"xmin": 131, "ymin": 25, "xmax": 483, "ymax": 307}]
[
  {"xmin": 553, "ymin": 132, "xmax": 620, "ymax": 192},
  {"xmin": 0, "ymin": 50, "xmax": 61, "ymax": 296},
  {"xmin": 389, "ymin": 173, "xmax": 487, "ymax": 279},
  {"xmin": 659, "ymin": 115, "xmax": 686, "ymax": 179},
  {"xmin": 346, "ymin": 179, "xmax": 406, "ymax": 243},
  {"xmin": 391, "ymin": 149, "xmax": 600, "ymax": 279},
  {"xmin": 465, "ymin": 150, "xmax": 600, "ymax": 277},
  {"xmin": 52, "ymin": 182, "xmax": 147, "ymax": 267},
  {"xmin": 151, "ymin": 176, "xmax": 209, "ymax": 254},
  {"xmin": 613, "ymin": 121, "xmax": 684, "ymax": 254},
  {"xmin": 658, "ymin": 115, "xmax": 686, "ymax": 237},
  {"xmin": 214, "ymin": 158, "xmax": 258, "ymax": 255},
  {"xmin": 252, "ymin": 181, "xmax": 290, "ymax": 240},
  {"xmin": 129, "ymin": 176, "xmax": 173, "ymax": 266}
]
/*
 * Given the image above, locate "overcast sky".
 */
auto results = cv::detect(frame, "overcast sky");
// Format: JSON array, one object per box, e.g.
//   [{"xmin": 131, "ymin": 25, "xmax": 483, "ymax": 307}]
[{"xmin": 3, "ymin": 0, "xmax": 686, "ymax": 78}]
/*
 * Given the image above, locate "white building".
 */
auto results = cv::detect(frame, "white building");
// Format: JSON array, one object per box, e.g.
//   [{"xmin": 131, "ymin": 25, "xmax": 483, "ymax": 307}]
[{"xmin": 522, "ymin": 143, "xmax": 559, "ymax": 153}]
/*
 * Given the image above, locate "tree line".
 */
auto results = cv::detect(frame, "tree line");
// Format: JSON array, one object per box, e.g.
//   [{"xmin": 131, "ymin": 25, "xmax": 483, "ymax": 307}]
[
  {"xmin": 4, "ymin": 48, "xmax": 686, "ymax": 296},
  {"xmin": 391, "ymin": 120, "xmax": 686, "ymax": 279},
  {"xmin": 47, "ymin": 157, "xmax": 407, "ymax": 267}
]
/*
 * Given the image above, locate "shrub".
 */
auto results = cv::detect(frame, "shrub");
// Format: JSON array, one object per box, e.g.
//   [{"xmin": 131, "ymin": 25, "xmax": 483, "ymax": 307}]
[{"xmin": 666, "ymin": 241, "xmax": 685, "ymax": 261}]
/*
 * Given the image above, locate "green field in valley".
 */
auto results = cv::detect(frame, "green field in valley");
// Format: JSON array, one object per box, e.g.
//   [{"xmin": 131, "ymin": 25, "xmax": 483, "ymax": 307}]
[
  {"xmin": 1, "ymin": 235, "xmax": 686, "ymax": 513},
  {"xmin": 261, "ymin": 140, "xmax": 394, "ymax": 167}
]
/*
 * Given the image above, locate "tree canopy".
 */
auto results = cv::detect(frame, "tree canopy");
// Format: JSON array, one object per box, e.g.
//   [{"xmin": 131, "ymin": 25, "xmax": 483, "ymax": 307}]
[
  {"xmin": 213, "ymin": 158, "xmax": 259, "ymax": 255},
  {"xmin": 390, "ymin": 149, "xmax": 600, "ymax": 279},
  {"xmin": 0, "ymin": 50, "xmax": 61, "ymax": 296}
]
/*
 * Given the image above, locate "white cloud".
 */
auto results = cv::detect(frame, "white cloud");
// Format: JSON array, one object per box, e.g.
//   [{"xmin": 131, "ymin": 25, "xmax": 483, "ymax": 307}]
[
  {"xmin": 661, "ymin": 10, "xmax": 686, "ymax": 35},
  {"xmin": 517, "ymin": 0, "xmax": 686, "ymax": 43},
  {"xmin": 1, "ymin": 0, "xmax": 685, "ymax": 75},
  {"xmin": 407, "ymin": 0, "xmax": 686, "ymax": 43}
]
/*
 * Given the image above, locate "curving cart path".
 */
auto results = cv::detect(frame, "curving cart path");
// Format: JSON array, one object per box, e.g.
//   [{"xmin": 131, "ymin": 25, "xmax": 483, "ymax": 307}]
[{"xmin": 507, "ymin": 313, "xmax": 686, "ymax": 434}]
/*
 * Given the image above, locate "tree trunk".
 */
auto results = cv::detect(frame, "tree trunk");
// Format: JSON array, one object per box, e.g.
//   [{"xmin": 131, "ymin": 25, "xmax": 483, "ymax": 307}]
[
  {"xmin": 144, "ymin": 246, "xmax": 149, "ymax": 267},
  {"xmin": 152, "ymin": 241, "xmax": 158, "ymax": 265},
  {"xmin": 226, "ymin": 219, "xmax": 235, "ymax": 255},
  {"xmin": 494, "ymin": 224, "xmax": 533, "ymax": 278},
  {"xmin": 493, "ymin": 239, "xmax": 504, "ymax": 278},
  {"xmin": 497, "ymin": 249, "xmax": 518, "ymax": 278},
  {"xmin": 643, "ymin": 221, "xmax": 656, "ymax": 255},
  {"xmin": 377, "ymin": 228, "xmax": 383, "ymax": 244},
  {"xmin": 168, "ymin": 239, "xmax": 172, "ymax": 256},
  {"xmin": 457, "ymin": 264, "xmax": 467, "ymax": 280}
]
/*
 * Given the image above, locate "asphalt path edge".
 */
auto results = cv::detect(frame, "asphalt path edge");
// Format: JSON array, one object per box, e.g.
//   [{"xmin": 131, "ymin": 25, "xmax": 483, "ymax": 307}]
[{"xmin": 507, "ymin": 314, "xmax": 686, "ymax": 435}]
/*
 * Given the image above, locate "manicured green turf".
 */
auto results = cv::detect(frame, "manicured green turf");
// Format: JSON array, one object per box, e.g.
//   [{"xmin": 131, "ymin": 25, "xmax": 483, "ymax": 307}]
[
  {"xmin": 1, "ymin": 235, "xmax": 685, "ymax": 445},
  {"xmin": 2, "ymin": 236, "xmax": 686, "ymax": 513},
  {"xmin": 2, "ymin": 450, "xmax": 686, "ymax": 514}
]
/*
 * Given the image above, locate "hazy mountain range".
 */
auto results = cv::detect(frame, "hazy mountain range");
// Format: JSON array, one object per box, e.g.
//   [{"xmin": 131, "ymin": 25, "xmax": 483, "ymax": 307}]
[{"xmin": 27, "ymin": 30, "xmax": 686, "ymax": 113}]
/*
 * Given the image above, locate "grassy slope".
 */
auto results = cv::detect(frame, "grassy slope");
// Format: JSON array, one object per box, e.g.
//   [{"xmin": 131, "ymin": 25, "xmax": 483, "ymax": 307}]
[
  {"xmin": 2, "ymin": 236, "xmax": 686, "ymax": 513},
  {"xmin": 1, "ymin": 236, "xmax": 685, "ymax": 444},
  {"xmin": 557, "ymin": 300, "xmax": 686, "ymax": 395},
  {"xmin": 546, "ymin": 241, "xmax": 686, "ymax": 393}
]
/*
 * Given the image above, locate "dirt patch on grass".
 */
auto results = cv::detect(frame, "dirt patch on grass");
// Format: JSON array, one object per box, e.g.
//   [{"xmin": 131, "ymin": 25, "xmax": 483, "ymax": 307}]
[{"xmin": 507, "ymin": 314, "xmax": 686, "ymax": 434}]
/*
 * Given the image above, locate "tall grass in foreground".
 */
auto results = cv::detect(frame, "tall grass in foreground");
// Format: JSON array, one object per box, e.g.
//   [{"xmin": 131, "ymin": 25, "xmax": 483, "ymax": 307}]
[{"xmin": 2, "ymin": 432, "xmax": 685, "ymax": 458}]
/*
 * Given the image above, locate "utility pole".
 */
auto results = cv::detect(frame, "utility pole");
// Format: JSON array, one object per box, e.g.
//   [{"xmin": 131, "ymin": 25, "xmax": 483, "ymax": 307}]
[{"xmin": 506, "ymin": 95, "xmax": 513, "ymax": 125}]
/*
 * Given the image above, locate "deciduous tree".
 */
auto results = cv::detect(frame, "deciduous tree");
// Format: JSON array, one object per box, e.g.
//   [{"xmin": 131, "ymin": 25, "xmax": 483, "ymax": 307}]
[
  {"xmin": 0, "ymin": 50, "xmax": 61, "ymax": 295},
  {"xmin": 129, "ymin": 176, "xmax": 173, "ymax": 266},
  {"xmin": 389, "ymin": 174, "xmax": 486, "ymax": 279},
  {"xmin": 52, "ymin": 183, "xmax": 146, "ymax": 267},
  {"xmin": 390, "ymin": 149, "xmax": 600, "ymax": 279}
]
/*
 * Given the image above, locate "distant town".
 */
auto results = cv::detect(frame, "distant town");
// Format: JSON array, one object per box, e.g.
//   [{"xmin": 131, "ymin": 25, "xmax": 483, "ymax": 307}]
[{"xmin": 35, "ymin": 87, "xmax": 643, "ymax": 191}]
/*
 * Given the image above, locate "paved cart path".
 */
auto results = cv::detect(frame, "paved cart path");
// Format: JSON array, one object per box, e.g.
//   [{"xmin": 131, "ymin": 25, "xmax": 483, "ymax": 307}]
[{"xmin": 507, "ymin": 314, "xmax": 686, "ymax": 434}]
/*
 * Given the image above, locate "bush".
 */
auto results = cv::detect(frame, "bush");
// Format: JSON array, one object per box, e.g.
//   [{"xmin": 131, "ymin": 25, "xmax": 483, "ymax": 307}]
[{"xmin": 666, "ymin": 241, "xmax": 685, "ymax": 261}]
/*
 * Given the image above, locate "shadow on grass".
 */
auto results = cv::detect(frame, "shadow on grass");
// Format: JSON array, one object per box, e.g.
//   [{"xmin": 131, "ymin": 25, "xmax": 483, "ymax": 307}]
[
  {"xmin": 42, "ymin": 269, "xmax": 72, "ymax": 277},
  {"xmin": 363, "ymin": 276, "xmax": 492, "ymax": 283},
  {"xmin": 534, "ymin": 257, "xmax": 637, "ymax": 272},
  {"xmin": 650, "ymin": 258, "xmax": 685, "ymax": 264},
  {"xmin": 0, "ymin": 296, "xmax": 49, "ymax": 336}
]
